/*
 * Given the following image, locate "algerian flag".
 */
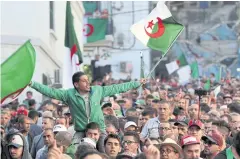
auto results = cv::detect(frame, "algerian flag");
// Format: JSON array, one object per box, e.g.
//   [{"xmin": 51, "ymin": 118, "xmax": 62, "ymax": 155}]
[
  {"xmin": 190, "ymin": 61, "xmax": 199, "ymax": 79},
  {"xmin": 130, "ymin": 1, "xmax": 184, "ymax": 54},
  {"xmin": 166, "ymin": 53, "xmax": 188, "ymax": 74},
  {"xmin": 1, "ymin": 40, "xmax": 36, "ymax": 104},
  {"xmin": 83, "ymin": 17, "xmax": 108, "ymax": 43},
  {"xmin": 214, "ymin": 85, "xmax": 221, "ymax": 98},
  {"xmin": 63, "ymin": 1, "xmax": 83, "ymax": 89},
  {"xmin": 204, "ymin": 79, "xmax": 211, "ymax": 90}
]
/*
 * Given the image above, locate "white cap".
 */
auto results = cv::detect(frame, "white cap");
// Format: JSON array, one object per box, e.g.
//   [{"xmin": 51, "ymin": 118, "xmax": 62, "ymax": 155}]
[
  {"xmin": 8, "ymin": 135, "xmax": 23, "ymax": 148},
  {"xmin": 53, "ymin": 124, "xmax": 67, "ymax": 133},
  {"xmin": 81, "ymin": 137, "xmax": 96, "ymax": 148},
  {"xmin": 124, "ymin": 121, "xmax": 137, "ymax": 130}
]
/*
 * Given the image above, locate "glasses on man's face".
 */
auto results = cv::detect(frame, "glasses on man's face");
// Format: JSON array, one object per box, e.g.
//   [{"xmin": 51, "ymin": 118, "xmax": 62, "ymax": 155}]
[
  {"xmin": 160, "ymin": 148, "xmax": 177, "ymax": 154},
  {"xmin": 122, "ymin": 140, "xmax": 136, "ymax": 145}
]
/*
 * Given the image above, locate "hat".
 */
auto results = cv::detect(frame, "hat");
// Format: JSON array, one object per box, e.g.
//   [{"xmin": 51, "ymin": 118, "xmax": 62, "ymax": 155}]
[
  {"xmin": 17, "ymin": 107, "xmax": 28, "ymax": 116},
  {"xmin": 208, "ymin": 110, "xmax": 220, "ymax": 118},
  {"xmin": 42, "ymin": 111, "xmax": 55, "ymax": 120},
  {"xmin": 124, "ymin": 121, "xmax": 137, "ymax": 130},
  {"xmin": 101, "ymin": 102, "xmax": 112, "ymax": 109},
  {"xmin": 55, "ymin": 131, "xmax": 72, "ymax": 147},
  {"xmin": 201, "ymin": 132, "xmax": 223, "ymax": 147},
  {"xmin": 174, "ymin": 118, "xmax": 189, "ymax": 127},
  {"xmin": 188, "ymin": 120, "xmax": 203, "ymax": 129},
  {"xmin": 8, "ymin": 135, "xmax": 23, "ymax": 148},
  {"xmin": 53, "ymin": 124, "xmax": 67, "ymax": 133},
  {"xmin": 146, "ymin": 94, "xmax": 154, "ymax": 99},
  {"xmin": 181, "ymin": 135, "xmax": 200, "ymax": 147},
  {"xmin": 223, "ymin": 94, "xmax": 232, "ymax": 99},
  {"xmin": 160, "ymin": 138, "xmax": 183, "ymax": 158},
  {"xmin": 80, "ymin": 137, "xmax": 96, "ymax": 148},
  {"xmin": 135, "ymin": 99, "xmax": 145, "ymax": 105}
]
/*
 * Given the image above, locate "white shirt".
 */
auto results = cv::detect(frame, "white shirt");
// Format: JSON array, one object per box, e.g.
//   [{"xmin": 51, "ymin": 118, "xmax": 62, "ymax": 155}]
[{"xmin": 140, "ymin": 117, "xmax": 161, "ymax": 139}]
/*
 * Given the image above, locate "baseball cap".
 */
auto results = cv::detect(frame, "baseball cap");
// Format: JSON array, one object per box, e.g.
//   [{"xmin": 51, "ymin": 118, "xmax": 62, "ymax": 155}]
[
  {"xmin": 116, "ymin": 152, "xmax": 136, "ymax": 159},
  {"xmin": 53, "ymin": 124, "xmax": 67, "ymax": 133},
  {"xmin": 223, "ymin": 94, "xmax": 232, "ymax": 99},
  {"xmin": 174, "ymin": 118, "xmax": 190, "ymax": 127},
  {"xmin": 135, "ymin": 99, "xmax": 145, "ymax": 105},
  {"xmin": 124, "ymin": 121, "xmax": 137, "ymax": 130},
  {"xmin": 101, "ymin": 102, "xmax": 112, "ymax": 109},
  {"xmin": 8, "ymin": 135, "xmax": 24, "ymax": 148},
  {"xmin": 17, "ymin": 107, "xmax": 28, "ymax": 116},
  {"xmin": 188, "ymin": 120, "xmax": 203, "ymax": 129},
  {"xmin": 55, "ymin": 131, "xmax": 72, "ymax": 147},
  {"xmin": 181, "ymin": 135, "xmax": 200, "ymax": 147},
  {"xmin": 201, "ymin": 132, "xmax": 223, "ymax": 147},
  {"xmin": 80, "ymin": 137, "xmax": 96, "ymax": 148}
]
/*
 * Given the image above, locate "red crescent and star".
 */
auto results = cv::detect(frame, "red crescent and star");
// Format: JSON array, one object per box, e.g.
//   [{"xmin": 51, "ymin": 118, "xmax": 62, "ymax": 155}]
[
  {"xmin": 144, "ymin": 17, "xmax": 165, "ymax": 38},
  {"xmin": 83, "ymin": 24, "xmax": 94, "ymax": 36}
]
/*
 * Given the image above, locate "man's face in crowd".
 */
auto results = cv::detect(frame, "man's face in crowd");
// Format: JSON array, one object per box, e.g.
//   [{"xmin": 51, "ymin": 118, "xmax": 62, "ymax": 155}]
[
  {"xmin": 188, "ymin": 104, "xmax": 199, "ymax": 120},
  {"xmin": 19, "ymin": 118, "xmax": 31, "ymax": 133},
  {"xmin": 74, "ymin": 75, "xmax": 90, "ymax": 92},
  {"xmin": 188, "ymin": 126, "xmax": 203, "ymax": 141},
  {"xmin": 232, "ymin": 122, "xmax": 240, "ymax": 135},
  {"xmin": 122, "ymin": 99, "xmax": 132, "ymax": 110},
  {"xmin": 159, "ymin": 123, "xmax": 172, "ymax": 138},
  {"xmin": 183, "ymin": 144, "xmax": 201, "ymax": 159},
  {"xmin": 224, "ymin": 97, "xmax": 232, "ymax": 105},
  {"xmin": 56, "ymin": 118, "xmax": 66, "ymax": 127},
  {"xmin": 102, "ymin": 107, "xmax": 114, "ymax": 116},
  {"xmin": 42, "ymin": 118, "xmax": 53, "ymax": 130},
  {"xmin": 158, "ymin": 103, "xmax": 170, "ymax": 122},
  {"xmin": 146, "ymin": 98, "xmax": 153, "ymax": 106},
  {"xmin": 179, "ymin": 99, "xmax": 186, "ymax": 109},
  {"xmin": 106, "ymin": 126, "xmax": 117, "ymax": 135},
  {"xmin": 1, "ymin": 113, "xmax": 10, "ymax": 126},
  {"xmin": 204, "ymin": 122, "xmax": 212, "ymax": 135},
  {"xmin": 9, "ymin": 145, "xmax": 23, "ymax": 159},
  {"xmin": 230, "ymin": 115, "xmax": 240, "ymax": 131},
  {"xmin": 125, "ymin": 126, "xmax": 137, "ymax": 132},
  {"xmin": 141, "ymin": 115, "xmax": 151, "ymax": 127},
  {"xmin": 123, "ymin": 136, "xmax": 139, "ymax": 154},
  {"xmin": 43, "ymin": 130, "xmax": 55, "ymax": 147},
  {"xmin": 201, "ymin": 97, "xmax": 208, "ymax": 104},
  {"xmin": 27, "ymin": 92, "xmax": 32, "ymax": 99},
  {"xmin": 178, "ymin": 125, "xmax": 188, "ymax": 140},
  {"xmin": 203, "ymin": 139, "xmax": 220, "ymax": 156},
  {"xmin": 152, "ymin": 101, "xmax": 160, "ymax": 110},
  {"xmin": 160, "ymin": 145, "xmax": 180, "ymax": 159},
  {"xmin": 170, "ymin": 123, "xmax": 178, "ymax": 135},
  {"xmin": 105, "ymin": 138, "xmax": 121, "ymax": 157},
  {"xmin": 86, "ymin": 129, "xmax": 100, "ymax": 142},
  {"xmin": 44, "ymin": 104, "xmax": 54, "ymax": 112}
]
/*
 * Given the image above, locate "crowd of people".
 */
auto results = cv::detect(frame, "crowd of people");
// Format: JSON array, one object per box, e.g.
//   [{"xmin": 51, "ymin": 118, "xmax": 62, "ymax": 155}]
[{"xmin": 1, "ymin": 71, "xmax": 240, "ymax": 159}]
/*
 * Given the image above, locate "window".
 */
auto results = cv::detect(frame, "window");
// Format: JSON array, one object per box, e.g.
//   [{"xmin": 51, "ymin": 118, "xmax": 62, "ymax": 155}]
[
  {"xmin": 50, "ymin": 1, "xmax": 54, "ymax": 30},
  {"xmin": 190, "ymin": 2, "xmax": 197, "ymax": 7},
  {"xmin": 223, "ymin": 1, "xmax": 236, "ymax": 5},
  {"xmin": 210, "ymin": 1, "xmax": 219, "ymax": 6}
]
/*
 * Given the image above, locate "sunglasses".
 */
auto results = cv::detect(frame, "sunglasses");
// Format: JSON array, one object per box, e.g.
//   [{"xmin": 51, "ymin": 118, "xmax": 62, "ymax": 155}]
[{"xmin": 204, "ymin": 140, "xmax": 217, "ymax": 146}]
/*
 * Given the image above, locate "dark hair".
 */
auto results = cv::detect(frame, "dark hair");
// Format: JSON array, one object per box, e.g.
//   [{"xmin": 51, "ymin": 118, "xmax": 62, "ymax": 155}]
[
  {"xmin": 86, "ymin": 122, "xmax": 100, "ymax": 132},
  {"xmin": 104, "ymin": 134, "xmax": 121, "ymax": 146},
  {"xmin": 28, "ymin": 110, "xmax": 40, "ymax": 120},
  {"xmin": 79, "ymin": 150, "xmax": 102, "ymax": 159},
  {"xmin": 72, "ymin": 71, "xmax": 85, "ymax": 86},
  {"xmin": 212, "ymin": 120, "xmax": 231, "ymax": 132},
  {"xmin": 228, "ymin": 103, "xmax": 240, "ymax": 114},
  {"xmin": 200, "ymin": 103, "xmax": 210, "ymax": 113},
  {"xmin": 142, "ymin": 107, "xmax": 157, "ymax": 118},
  {"xmin": 233, "ymin": 132, "xmax": 240, "ymax": 156},
  {"xmin": 104, "ymin": 115, "xmax": 119, "ymax": 130},
  {"xmin": 26, "ymin": 91, "xmax": 32, "ymax": 95},
  {"xmin": 18, "ymin": 116, "xmax": 31, "ymax": 124},
  {"xmin": 124, "ymin": 131, "xmax": 140, "ymax": 143},
  {"xmin": 28, "ymin": 99, "xmax": 36, "ymax": 107}
]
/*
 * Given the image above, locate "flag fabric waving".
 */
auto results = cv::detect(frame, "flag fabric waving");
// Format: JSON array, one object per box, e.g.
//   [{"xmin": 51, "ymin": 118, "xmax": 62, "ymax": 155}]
[
  {"xmin": 190, "ymin": 61, "xmax": 199, "ymax": 79},
  {"xmin": 83, "ymin": 18, "xmax": 108, "ymax": 43},
  {"xmin": 130, "ymin": 1, "xmax": 184, "ymax": 54},
  {"xmin": 1, "ymin": 40, "xmax": 36, "ymax": 104},
  {"xmin": 166, "ymin": 53, "xmax": 188, "ymax": 74},
  {"xmin": 63, "ymin": 1, "xmax": 83, "ymax": 89}
]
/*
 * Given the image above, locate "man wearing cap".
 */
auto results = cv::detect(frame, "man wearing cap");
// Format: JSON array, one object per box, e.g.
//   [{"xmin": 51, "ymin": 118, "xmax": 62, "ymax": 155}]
[
  {"xmin": 101, "ymin": 102, "xmax": 115, "ymax": 116},
  {"xmin": 124, "ymin": 121, "xmax": 138, "ymax": 132},
  {"xmin": 8, "ymin": 133, "xmax": 32, "ymax": 159},
  {"xmin": 181, "ymin": 135, "xmax": 202, "ymax": 159},
  {"xmin": 53, "ymin": 124, "xmax": 67, "ymax": 135},
  {"xmin": 188, "ymin": 120, "xmax": 204, "ymax": 141},
  {"xmin": 29, "ymin": 71, "xmax": 146, "ymax": 146},
  {"xmin": 202, "ymin": 131, "xmax": 224, "ymax": 159},
  {"xmin": 174, "ymin": 118, "xmax": 189, "ymax": 143},
  {"xmin": 223, "ymin": 94, "xmax": 233, "ymax": 105},
  {"xmin": 55, "ymin": 131, "xmax": 73, "ymax": 158},
  {"xmin": 160, "ymin": 138, "xmax": 183, "ymax": 159}
]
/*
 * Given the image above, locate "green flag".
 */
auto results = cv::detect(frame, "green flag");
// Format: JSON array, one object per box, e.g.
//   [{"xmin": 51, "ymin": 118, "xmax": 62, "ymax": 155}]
[
  {"xmin": 216, "ymin": 66, "xmax": 222, "ymax": 82},
  {"xmin": 177, "ymin": 53, "xmax": 188, "ymax": 67},
  {"xmin": 1, "ymin": 40, "xmax": 36, "ymax": 104},
  {"xmin": 130, "ymin": 2, "xmax": 184, "ymax": 54},
  {"xmin": 204, "ymin": 79, "xmax": 211, "ymax": 91},
  {"xmin": 190, "ymin": 61, "xmax": 199, "ymax": 79},
  {"xmin": 84, "ymin": 18, "xmax": 108, "ymax": 43}
]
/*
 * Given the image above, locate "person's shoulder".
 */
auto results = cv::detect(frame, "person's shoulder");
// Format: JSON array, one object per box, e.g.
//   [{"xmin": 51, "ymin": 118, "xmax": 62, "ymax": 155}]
[{"xmin": 213, "ymin": 149, "xmax": 227, "ymax": 159}]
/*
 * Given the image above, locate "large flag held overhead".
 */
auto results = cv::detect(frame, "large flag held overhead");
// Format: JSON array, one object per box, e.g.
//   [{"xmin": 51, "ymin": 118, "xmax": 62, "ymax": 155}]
[
  {"xmin": 63, "ymin": 1, "xmax": 83, "ymax": 89},
  {"xmin": 166, "ymin": 53, "xmax": 188, "ymax": 74},
  {"xmin": 1, "ymin": 40, "xmax": 36, "ymax": 104},
  {"xmin": 130, "ymin": 1, "xmax": 184, "ymax": 54},
  {"xmin": 83, "ymin": 18, "xmax": 108, "ymax": 43}
]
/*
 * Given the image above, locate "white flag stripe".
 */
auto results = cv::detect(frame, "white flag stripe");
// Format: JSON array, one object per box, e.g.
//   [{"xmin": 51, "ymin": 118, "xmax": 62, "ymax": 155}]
[
  {"xmin": 214, "ymin": 86, "xmax": 221, "ymax": 98},
  {"xmin": 166, "ymin": 61, "xmax": 179, "ymax": 74},
  {"xmin": 177, "ymin": 65, "xmax": 191, "ymax": 85},
  {"xmin": 130, "ymin": 1, "xmax": 172, "ymax": 46}
]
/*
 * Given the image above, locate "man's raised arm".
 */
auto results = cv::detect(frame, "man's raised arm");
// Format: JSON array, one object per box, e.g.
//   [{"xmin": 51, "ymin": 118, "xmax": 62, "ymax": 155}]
[{"xmin": 29, "ymin": 81, "xmax": 68, "ymax": 103}]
